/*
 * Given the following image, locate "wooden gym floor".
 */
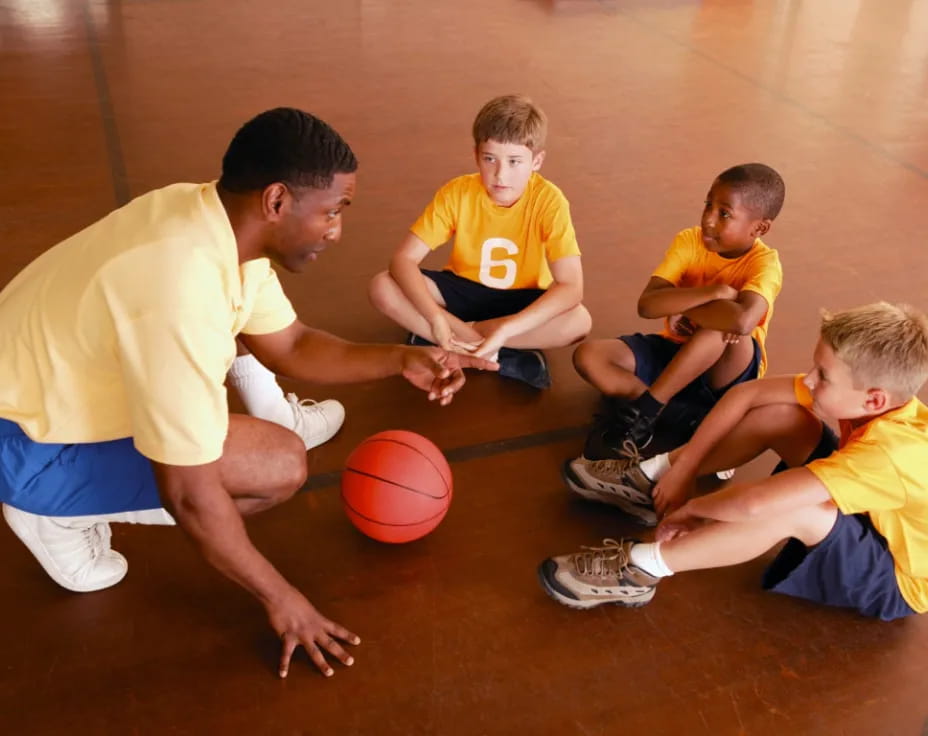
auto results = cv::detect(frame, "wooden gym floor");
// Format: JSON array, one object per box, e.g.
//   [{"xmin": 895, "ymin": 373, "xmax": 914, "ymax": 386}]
[{"xmin": 1, "ymin": 0, "xmax": 927, "ymax": 733}]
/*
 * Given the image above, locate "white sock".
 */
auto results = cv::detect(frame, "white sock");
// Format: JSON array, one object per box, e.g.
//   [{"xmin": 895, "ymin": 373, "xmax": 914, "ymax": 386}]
[
  {"xmin": 629, "ymin": 542, "xmax": 674, "ymax": 577},
  {"xmin": 227, "ymin": 354, "xmax": 291, "ymax": 427},
  {"xmin": 640, "ymin": 452, "xmax": 671, "ymax": 481}
]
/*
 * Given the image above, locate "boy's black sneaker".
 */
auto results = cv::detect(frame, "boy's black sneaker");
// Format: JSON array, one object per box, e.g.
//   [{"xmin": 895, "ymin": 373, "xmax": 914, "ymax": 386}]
[
  {"xmin": 583, "ymin": 400, "xmax": 657, "ymax": 461},
  {"xmin": 498, "ymin": 348, "xmax": 551, "ymax": 389}
]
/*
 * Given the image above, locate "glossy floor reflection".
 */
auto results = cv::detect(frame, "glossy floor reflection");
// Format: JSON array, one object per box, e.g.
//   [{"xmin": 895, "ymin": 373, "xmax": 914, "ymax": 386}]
[{"xmin": 1, "ymin": 0, "xmax": 927, "ymax": 734}]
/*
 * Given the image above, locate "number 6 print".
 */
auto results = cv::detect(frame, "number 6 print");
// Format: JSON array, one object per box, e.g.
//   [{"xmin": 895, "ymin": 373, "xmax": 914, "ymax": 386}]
[{"xmin": 478, "ymin": 238, "xmax": 519, "ymax": 289}]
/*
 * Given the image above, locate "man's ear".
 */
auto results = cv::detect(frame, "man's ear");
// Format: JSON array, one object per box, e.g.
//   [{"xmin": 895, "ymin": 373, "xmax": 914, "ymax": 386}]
[{"xmin": 261, "ymin": 183, "xmax": 289, "ymax": 220}]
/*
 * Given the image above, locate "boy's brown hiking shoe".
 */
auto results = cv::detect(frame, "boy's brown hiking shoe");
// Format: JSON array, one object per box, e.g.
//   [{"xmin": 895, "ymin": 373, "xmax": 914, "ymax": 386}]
[{"xmin": 537, "ymin": 538, "xmax": 659, "ymax": 610}]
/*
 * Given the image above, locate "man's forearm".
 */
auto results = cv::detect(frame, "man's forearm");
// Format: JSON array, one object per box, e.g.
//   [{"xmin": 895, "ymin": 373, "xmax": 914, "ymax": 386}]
[{"xmin": 158, "ymin": 476, "xmax": 296, "ymax": 608}]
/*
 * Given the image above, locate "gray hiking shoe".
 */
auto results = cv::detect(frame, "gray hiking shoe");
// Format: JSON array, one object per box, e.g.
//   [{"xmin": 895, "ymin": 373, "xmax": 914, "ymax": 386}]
[
  {"xmin": 562, "ymin": 442, "xmax": 658, "ymax": 526},
  {"xmin": 537, "ymin": 538, "xmax": 659, "ymax": 610}
]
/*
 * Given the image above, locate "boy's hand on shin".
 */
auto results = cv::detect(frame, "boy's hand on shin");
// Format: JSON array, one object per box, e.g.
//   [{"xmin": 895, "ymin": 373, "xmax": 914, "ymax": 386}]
[
  {"xmin": 653, "ymin": 473, "xmax": 689, "ymax": 517},
  {"xmin": 428, "ymin": 314, "xmax": 454, "ymax": 351},
  {"xmin": 473, "ymin": 323, "xmax": 512, "ymax": 360},
  {"xmin": 656, "ymin": 502, "xmax": 701, "ymax": 543}
]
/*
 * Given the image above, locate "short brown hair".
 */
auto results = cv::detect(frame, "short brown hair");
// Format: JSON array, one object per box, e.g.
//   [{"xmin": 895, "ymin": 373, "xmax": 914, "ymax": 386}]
[
  {"xmin": 820, "ymin": 302, "xmax": 928, "ymax": 401},
  {"xmin": 472, "ymin": 95, "xmax": 547, "ymax": 152}
]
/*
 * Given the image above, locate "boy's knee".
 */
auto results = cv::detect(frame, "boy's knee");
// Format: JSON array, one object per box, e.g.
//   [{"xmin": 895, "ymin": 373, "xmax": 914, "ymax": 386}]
[
  {"xmin": 570, "ymin": 305, "xmax": 593, "ymax": 343},
  {"xmin": 368, "ymin": 270, "xmax": 396, "ymax": 312},
  {"xmin": 572, "ymin": 340, "xmax": 595, "ymax": 374}
]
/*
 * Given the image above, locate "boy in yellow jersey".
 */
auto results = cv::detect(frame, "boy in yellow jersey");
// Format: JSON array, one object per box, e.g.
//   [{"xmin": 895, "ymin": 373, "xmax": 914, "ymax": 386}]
[
  {"xmin": 0, "ymin": 108, "xmax": 495, "ymax": 679},
  {"xmin": 540, "ymin": 303, "xmax": 928, "ymax": 621},
  {"xmin": 565, "ymin": 164, "xmax": 784, "ymax": 522},
  {"xmin": 369, "ymin": 94, "xmax": 591, "ymax": 389}
]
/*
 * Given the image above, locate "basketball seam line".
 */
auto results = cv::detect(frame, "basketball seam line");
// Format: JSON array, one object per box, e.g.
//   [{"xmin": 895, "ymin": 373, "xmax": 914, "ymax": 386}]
[
  {"xmin": 340, "ymin": 494, "xmax": 449, "ymax": 527},
  {"xmin": 360, "ymin": 438, "xmax": 452, "ymax": 495},
  {"xmin": 342, "ymin": 466, "xmax": 449, "ymax": 500}
]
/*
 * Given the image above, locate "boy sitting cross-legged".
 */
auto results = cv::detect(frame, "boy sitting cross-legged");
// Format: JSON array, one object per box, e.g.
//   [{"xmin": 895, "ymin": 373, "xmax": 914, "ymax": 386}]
[
  {"xmin": 369, "ymin": 94, "xmax": 591, "ymax": 389},
  {"xmin": 569, "ymin": 164, "xmax": 785, "ymax": 485},
  {"xmin": 540, "ymin": 302, "xmax": 928, "ymax": 621}
]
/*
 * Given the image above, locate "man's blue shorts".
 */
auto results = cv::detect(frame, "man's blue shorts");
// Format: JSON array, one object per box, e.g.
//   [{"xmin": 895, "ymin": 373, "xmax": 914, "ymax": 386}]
[
  {"xmin": 0, "ymin": 418, "xmax": 162, "ymax": 516},
  {"xmin": 422, "ymin": 269, "xmax": 544, "ymax": 323},
  {"xmin": 762, "ymin": 423, "xmax": 917, "ymax": 621}
]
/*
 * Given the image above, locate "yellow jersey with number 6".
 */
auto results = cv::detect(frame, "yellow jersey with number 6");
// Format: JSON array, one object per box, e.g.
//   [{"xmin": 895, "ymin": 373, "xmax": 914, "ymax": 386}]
[{"xmin": 410, "ymin": 173, "xmax": 580, "ymax": 290}]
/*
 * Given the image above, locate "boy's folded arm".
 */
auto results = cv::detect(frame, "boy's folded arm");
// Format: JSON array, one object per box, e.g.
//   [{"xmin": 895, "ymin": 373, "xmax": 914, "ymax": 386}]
[
  {"xmin": 682, "ymin": 291, "xmax": 769, "ymax": 335},
  {"xmin": 637, "ymin": 277, "xmax": 732, "ymax": 318},
  {"xmin": 497, "ymin": 255, "xmax": 583, "ymax": 338},
  {"xmin": 389, "ymin": 232, "xmax": 445, "ymax": 322}
]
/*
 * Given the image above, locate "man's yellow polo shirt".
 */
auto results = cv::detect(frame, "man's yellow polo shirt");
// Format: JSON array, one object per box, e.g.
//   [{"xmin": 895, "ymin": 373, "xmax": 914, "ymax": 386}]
[{"xmin": 0, "ymin": 182, "xmax": 296, "ymax": 466}]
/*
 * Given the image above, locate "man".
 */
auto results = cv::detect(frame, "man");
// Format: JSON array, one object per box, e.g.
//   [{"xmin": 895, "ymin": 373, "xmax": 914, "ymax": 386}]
[{"xmin": 0, "ymin": 108, "xmax": 496, "ymax": 678}]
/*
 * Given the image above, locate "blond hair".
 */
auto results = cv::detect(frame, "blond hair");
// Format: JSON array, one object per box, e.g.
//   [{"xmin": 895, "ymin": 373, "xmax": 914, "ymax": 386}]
[
  {"xmin": 472, "ymin": 95, "xmax": 547, "ymax": 152},
  {"xmin": 820, "ymin": 302, "xmax": 928, "ymax": 401}
]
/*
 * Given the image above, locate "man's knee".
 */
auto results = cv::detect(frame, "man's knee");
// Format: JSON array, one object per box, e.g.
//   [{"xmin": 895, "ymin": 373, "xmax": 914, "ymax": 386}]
[{"xmin": 268, "ymin": 431, "xmax": 309, "ymax": 504}]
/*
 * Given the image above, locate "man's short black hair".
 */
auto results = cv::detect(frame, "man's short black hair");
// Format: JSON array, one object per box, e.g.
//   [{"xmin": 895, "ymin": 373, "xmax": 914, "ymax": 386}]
[
  {"xmin": 716, "ymin": 163, "xmax": 785, "ymax": 220},
  {"xmin": 220, "ymin": 107, "xmax": 357, "ymax": 193}
]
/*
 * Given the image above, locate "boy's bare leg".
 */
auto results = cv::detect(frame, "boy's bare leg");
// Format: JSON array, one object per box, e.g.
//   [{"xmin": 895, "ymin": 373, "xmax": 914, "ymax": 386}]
[
  {"xmin": 667, "ymin": 403, "xmax": 825, "ymax": 477},
  {"xmin": 219, "ymin": 414, "xmax": 314, "ymax": 515},
  {"xmin": 368, "ymin": 270, "xmax": 482, "ymax": 344},
  {"xmin": 475, "ymin": 304, "xmax": 592, "ymax": 350},
  {"xmin": 649, "ymin": 328, "xmax": 753, "ymax": 404},
  {"xmin": 572, "ymin": 338, "xmax": 648, "ymax": 397},
  {"xmin": 660, "ymin": 500, "xmax": 838, "ymax": 573}
]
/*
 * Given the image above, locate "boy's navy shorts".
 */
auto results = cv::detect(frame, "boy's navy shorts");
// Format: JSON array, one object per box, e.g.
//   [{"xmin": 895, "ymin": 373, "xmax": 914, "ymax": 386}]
[
  {"xmin": 762, "ymin": 423, "xmax": 917, "ymax": 621},
  {"xmin": 0, "ymin": 417, "xmax": 162, "ymax": 516},
  {"xmin": 619, "ymin": 332, "xmax": 762, "ymax": 409},
  {"xmin": 422, "ymin": 269, "xmax": 544, "ymax": 322}
]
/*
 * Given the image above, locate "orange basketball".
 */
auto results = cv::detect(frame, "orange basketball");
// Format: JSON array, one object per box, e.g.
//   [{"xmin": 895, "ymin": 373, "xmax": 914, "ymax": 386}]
[{"xmin": 341, "ymin": 430, "xmax": 453, "ymax": 543}]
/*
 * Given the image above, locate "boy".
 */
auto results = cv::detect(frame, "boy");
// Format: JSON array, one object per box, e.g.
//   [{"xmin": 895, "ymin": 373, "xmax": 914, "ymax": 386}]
[
  {"xmin": 539, "ymin": 302, "xmax": 928, "ymax": 622},
  {"xmin": 369, "ymin": 94, "xmax": 591, "ymax": 389},
  {"xmin": 564, "ymin": 163, "xmax": 785, "ymax": 515}
]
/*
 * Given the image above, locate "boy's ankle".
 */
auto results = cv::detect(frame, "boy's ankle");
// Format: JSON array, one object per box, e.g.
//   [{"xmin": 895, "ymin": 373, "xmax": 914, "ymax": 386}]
[{"xmin": 631, "ymin": 390, "xmax": 664, "ymax": 418}]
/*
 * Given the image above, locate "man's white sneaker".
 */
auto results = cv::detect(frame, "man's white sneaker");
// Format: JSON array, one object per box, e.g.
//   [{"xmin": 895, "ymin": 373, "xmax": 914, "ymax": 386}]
[
  {"xmin": 286, "ymin": 393, "xmax": 345, "ymax": 450},
  {"xmin": 3, "ymin": 504, "xmax": 128, "ymax": 592}
]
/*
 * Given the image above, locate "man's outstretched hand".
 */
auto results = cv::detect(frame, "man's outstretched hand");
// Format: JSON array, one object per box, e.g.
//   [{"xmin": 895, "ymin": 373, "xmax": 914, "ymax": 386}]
[{"xmin": 401, "ymin": 347, "xmax": 499, "ymax": 405}]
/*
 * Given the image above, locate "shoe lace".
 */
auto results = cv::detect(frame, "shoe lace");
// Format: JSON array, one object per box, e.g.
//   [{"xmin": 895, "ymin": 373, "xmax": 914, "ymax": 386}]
[
  {"xmin": 590, "ymin": 439, "xmax": 642, "ymax": 476},
  {"xmin": 79, "ymin": 523, "xmax": 109, "ymax": 563},
  {"xmin": 286, "ymin": 393, "xmax": 328, "ymax": 433},
  {"xmin": 572, "ymin": 538, "xmax": 630, "ymax": 579}
]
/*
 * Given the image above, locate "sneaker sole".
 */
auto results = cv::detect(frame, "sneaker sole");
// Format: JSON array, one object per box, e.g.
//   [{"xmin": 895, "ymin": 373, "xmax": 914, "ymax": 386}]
[
  {"xmin": 2, "ymin": 505, "xmax": 128, "ymax": 593},
  {"xmin": 560, "ymin": 461, "xmax": 658, "ymax": 528},
  {"xmin": 536, "ymin": 560, "xmax": 654, "ymax": 610}
]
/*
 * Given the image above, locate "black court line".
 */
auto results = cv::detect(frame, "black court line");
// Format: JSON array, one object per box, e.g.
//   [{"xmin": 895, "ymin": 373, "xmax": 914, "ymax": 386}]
[
  {"xmin": 615, "ymin": 5, "xmax": 928, "ymax": 182},
  {"xmin": 83, "ymin": 3, "xmax": 130, "ymax": 206},
  {"xmin": 301, "ymin": 424, "xmax": 587, "ymax": 492}
]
